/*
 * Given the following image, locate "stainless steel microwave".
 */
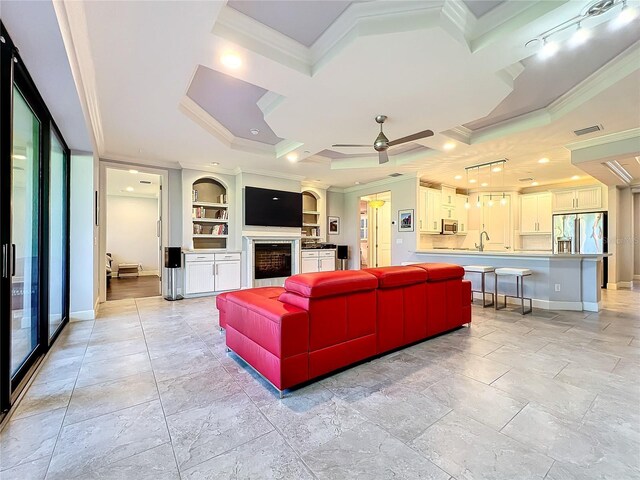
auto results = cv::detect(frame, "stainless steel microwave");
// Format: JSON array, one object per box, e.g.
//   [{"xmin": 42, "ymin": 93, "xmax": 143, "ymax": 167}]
[{"xmin": 441, "ymin": 219, "xmax": 458, "ymax": 235}]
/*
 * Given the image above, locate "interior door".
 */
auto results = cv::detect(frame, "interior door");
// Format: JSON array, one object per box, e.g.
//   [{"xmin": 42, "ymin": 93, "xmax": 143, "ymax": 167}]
[
  {"xmin": 157, "ymin": 183, "xmax": 162, "ymax": 294},
  {"xmin": 378, "ymin": 201, "xmax": 392, "ymax": 266}
]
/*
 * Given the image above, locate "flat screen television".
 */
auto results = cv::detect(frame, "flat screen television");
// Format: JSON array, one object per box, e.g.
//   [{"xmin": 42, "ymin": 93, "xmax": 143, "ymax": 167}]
[{"xmin": 244, "ymin": 186, "xmax": 302, "ymax": 228}]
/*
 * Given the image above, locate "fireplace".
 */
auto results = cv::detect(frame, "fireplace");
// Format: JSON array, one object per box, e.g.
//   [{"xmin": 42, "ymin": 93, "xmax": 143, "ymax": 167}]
[{"xmin": 254, "ymin": 243, "xmax": 292, "ymax": 280}]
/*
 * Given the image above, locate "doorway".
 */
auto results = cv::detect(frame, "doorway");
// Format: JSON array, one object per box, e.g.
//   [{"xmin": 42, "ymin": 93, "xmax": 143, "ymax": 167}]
[
  {"xmin": 104, "ymin": 168, "xmax": 162, "ymax": 301},
  {"xmin": 359, "ymin": 192, "xmax": 392, "ymax": 268}
]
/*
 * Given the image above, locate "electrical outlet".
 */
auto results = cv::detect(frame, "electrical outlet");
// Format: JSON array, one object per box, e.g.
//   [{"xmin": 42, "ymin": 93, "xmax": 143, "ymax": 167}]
[
  {"xmin": 555, "ymin": 284, "xmax": 561, "ymax": 292},
  {"xmin": 396, "ymin": 238, "xmax": 403, "ymax": 244}
]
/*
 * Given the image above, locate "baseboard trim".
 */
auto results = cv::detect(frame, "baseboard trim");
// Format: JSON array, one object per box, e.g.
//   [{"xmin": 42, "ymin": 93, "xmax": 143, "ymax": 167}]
[
  {"xmin": 634, "ymin": 275, "xmax": 640, "ymax": 281},
  {"xmin": 70, "ymin": 309, "xmax": 95, "ymax": 321},
  {"xmin": 607, "ymin": 282, "xmax": 619, "ymax": 290},
  {"xmin": 582, "ymin": 301, "xmax": 602, "ymax": 312},
  {"xmin": 618, "ymin": 281, "xmax": 633, "ymax": 289},
  {"xmin": 530, "ymin": 299, "xmax": 583, "ymax": 311}
]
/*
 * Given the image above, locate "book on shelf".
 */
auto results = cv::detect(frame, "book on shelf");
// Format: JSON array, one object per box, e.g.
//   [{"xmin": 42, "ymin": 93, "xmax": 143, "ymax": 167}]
[
  {"xmin": 192, "ymin": 206, "xmax": 207, "ymax": 219},
  {"xmin": 217, "ymin": 193, "xmax": 227, "ymax": 204},
  {"xmin": 192, "ymin": 189, "xmax": 198, "ymax": 202}
]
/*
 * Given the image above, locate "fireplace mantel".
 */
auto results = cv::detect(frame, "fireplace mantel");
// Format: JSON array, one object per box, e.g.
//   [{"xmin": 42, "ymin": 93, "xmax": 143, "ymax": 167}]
[{"xmin": 242, "ymin": 233, "xmax": 301, "ymax": 287}]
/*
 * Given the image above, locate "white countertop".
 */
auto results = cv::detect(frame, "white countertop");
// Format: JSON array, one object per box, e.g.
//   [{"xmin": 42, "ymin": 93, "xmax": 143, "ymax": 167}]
[
  {"xmin": 183, "ymin": 249, "xmax": 241, "ymax": 254},
  {"xmin": 414, "ymin": 249, "xmax": 610, "ymax": 259}
]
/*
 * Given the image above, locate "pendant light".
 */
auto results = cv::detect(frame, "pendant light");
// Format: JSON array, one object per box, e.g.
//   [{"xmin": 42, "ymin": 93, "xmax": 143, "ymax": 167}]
[{"xmin": 500, "ymin": 161, "xmax": 507, "ymax": 206}]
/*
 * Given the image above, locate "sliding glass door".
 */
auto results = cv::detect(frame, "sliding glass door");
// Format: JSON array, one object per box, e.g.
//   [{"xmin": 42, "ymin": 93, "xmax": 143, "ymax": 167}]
[
  {"xmin": 9, "ymin": 86, "xmax": 41, "ymax": 377},
  {"xmin": 0, "ymin": 22, "xmax": 71, "ymax": 413}
]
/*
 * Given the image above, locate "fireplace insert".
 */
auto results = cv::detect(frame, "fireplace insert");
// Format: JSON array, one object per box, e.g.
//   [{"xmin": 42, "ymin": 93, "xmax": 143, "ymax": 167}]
[{"xmin": 254, "ymin": 243, "xmax": 292, "ymax": 280}]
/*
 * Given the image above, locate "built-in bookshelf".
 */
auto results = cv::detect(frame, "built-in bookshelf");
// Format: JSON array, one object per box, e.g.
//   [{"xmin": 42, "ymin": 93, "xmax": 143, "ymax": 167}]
[
  {"xmin": 302, "ymin": 191, "xmax": 321, "ymax": 245},
  {"xmin": 192, "ymin": 178, "xmax": 228, "ymax": 249}
]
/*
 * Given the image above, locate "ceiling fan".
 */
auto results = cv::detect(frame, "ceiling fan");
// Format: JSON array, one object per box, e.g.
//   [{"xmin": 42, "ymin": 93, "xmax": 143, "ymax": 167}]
[{"xmin": 332, "ymin": 115, "xmax": 434, "ymax": 164}]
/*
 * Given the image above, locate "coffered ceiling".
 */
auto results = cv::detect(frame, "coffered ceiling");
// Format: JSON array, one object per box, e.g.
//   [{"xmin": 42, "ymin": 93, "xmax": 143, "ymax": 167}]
[{"xmin": 12, "ymin": 0, "xmax": 639, "ymax": 190}]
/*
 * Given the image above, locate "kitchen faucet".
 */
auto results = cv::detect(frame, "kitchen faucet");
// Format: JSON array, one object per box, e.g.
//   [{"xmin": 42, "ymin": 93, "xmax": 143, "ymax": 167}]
[{"xmin": 476, "ymin": 230, "xmax": 490, "ymax": 252}]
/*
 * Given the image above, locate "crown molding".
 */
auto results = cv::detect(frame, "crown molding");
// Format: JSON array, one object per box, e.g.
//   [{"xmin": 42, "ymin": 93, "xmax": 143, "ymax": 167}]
[
  {"xmin": 179, "ymin": 95, "xmax": 275, "ymax": 155},
  {"xmin": 52, "ymin": 1, "xmax": 105, "ymax": 155},
  {"xmin": 301, "ymin": 180, "xmax": 331, "ymax": 190},
  {"xmin": 212, "ymin": 6, "xmax": 311, "ymax": 75},
  {"xmin": 340, "ymin": 171, "xmax": 419, "ymax": 194},
  {"xmin": 275, "ymin": 139, "xmax": 304, "ymax": 159},
  {"xmin": 465, "ymin": 42, "xmax": 640, "ymax": 145},
  {"xmin": 234, "ymin": 167, "xmax": 306, "ymax": 182},
  {"xmin": 565, "ymin": 127, "xmax": 640, "ymax": 151},
  {"xmin": 442, "ymin": 126, "xmax": 473, "ymax": 144},
  {"xmin": 257, "ymin": 91, "xmax": 286, "ymax": 117},
  {"xmin": 100, "ymin": 152, "xmax": 181, "ymax": 170}
]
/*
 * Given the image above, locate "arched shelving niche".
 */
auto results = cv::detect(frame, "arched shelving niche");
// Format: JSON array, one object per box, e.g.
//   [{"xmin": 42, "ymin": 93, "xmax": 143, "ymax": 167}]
[
  {"xmin": 191, "ymin": 177, "xmax": 229, "ymax": 249},
  {"xmin": 301, "ymin": 190, "xmax": 321, "ymax": 246}
]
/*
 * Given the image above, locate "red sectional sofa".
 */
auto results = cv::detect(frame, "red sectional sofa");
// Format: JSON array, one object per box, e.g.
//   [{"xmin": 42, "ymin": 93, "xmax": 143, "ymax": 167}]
[{"xmin": 217, "ymin": 263, "xmax": 471, "ymax": 394}]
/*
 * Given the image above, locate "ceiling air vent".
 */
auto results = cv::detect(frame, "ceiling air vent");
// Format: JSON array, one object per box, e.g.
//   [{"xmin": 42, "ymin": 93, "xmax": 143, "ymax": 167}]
[
  {"xmin": 388, "ymin": 173, "xmax": 403, "ymax": 177},
  {"xmin": 519, "ymin": 177, "xmax": 533, "ymax": 182},
  {"xmin": 573, "ymin": 125, "xmax": 602, "ymax": 136},
  {"xmin": 139, "ymin": 180, "xmax": 152, "ymax": 184}
]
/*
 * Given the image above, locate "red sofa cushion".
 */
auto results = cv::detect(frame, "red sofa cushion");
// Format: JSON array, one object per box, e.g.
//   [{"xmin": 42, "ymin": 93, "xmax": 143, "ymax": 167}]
[
  {"xmin": 413, "ymin": 263, "xmax": 465, "ymax": 281},
  {"xmin": 217, "ymin": 287, "xmax": 284, "ymax": 329},
  {"xmin": 364, "ymin": 266, "xmax": 427, "ymax": 288},
  {"xmin": 284, "ymin": 270, "xmax": 377, "ymax": 298}
]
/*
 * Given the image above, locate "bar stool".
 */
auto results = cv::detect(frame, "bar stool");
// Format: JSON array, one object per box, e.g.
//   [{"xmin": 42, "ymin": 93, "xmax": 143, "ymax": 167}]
[
  {"xmin": 463, "ymin": 265, "xmax": 495, "ymax": 308},
  {"xmin": 494, "ymin": 268, "xmax": 532, "ymax": 315}
]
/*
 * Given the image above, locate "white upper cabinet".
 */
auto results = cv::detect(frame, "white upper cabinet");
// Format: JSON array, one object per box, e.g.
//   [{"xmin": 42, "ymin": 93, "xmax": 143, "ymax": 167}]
[
  {"xmin": 419, "ymin": 187, "xmax": 441, "ymax": 234},
  {"xmin": 520, "ymin": 192, "xmax": 552, "ymax": 234},
  {"xmin": 552, "ymin": 186, "xmax": 602, "ymax": 212},
  {"xmin": 455, "ymin": 194, "xmax": 468, "ymax": 234},
  {"xmin": 441, "ymin": 186, "xmax": 456, "ymax": 207}
]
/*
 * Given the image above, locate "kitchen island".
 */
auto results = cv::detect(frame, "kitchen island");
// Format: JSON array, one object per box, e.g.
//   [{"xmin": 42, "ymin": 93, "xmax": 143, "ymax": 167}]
[{"xmin": 408, "ymin": 249, "xmax": 609, "ymax": 312}]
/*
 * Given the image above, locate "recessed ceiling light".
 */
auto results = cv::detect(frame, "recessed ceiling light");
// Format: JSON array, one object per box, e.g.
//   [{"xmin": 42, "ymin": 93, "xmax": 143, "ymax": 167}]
[
  {"xmin": 211, "ymin": 162, "xmax": 219, "ymax": 166},
  {"xmin": 571, "ymin": 175, "xmax": 580, "ymax": 180},
  {"xmin": 250, "ymin": 128, "xmax": 259, "ymax": 135},
  {"xmin": 221, "ymin": 53, "xmax": 242, "ymax": 69},
  {"xmin": 12, "ymin": 154, "xmax": 26, "ymax": 160},
  {"xmin": 492, "ymin": 167, "xmax": 502, "ymax": 172},
  {"xmin": 286, "ymin": 153, "xmax": 298, "ymax": 162},
  {"xmin": 454, "ymin": 175, "xmax": 462, "ymax": 180},
  {"xmin": 531, "ymin": 181, "xmax": 539, "ymax": 186},
  {"xmin": 129, "ymin": 169, "xmax": 139, "ymax": 174},
  {"xmin": 443, "ymin": 142, "xmax": 456, "ymax": 151},
  {"xmin": 355, "ymin": 181, "xmax": 361, "ymax": 185},
  {"xmin": 481, "ymin": 182, "xmax": 488, "ymax": 187},
  {"xmin": 469, "ymin": 179, "xmax": 477, "ymax": 184},
  {"xmin": 538, "ymin": 157, "xmax": 550, "ymax": 164},
  {"xmin": 126, "ymin": 186, "xmax": 134, "ymax": 192}
]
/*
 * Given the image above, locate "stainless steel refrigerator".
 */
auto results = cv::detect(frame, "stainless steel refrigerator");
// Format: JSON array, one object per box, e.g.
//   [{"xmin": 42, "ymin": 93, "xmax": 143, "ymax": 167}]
[{"xmin": 553, "ymin": 211, "xmax": 608, "ymax": 286}]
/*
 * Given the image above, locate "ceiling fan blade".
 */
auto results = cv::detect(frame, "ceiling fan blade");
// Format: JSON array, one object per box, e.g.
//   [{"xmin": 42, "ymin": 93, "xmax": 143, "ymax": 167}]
[
  {"xmin": 331, "ymin": 144, "xmax": 371, "ymax": 148},
  {"xmin": 378, "ymin": 150, "xmax": 389, "ymax": 164},
  {"xmin": 388, "ymin": 129, "xmax": 434, "ymax": 147}
]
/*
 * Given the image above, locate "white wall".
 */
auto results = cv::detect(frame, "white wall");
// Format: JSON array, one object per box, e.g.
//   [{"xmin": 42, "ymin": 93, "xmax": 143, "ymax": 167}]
[
  {"xmin": 70, "ymin": 153, "xmax": 97, "ymax": 319},
  {"xmin": 607, "ymin": 186, "xmax": 634, "ymax": 288},
  {"xmin": 167, "ymin": 168, "xmax": 183, "ymax": 246},
  {"xmin": 339, "ymin": 176, "xmax": 419, "ymax": 269},
  {"xmin": 106, "ymin": 195, "xmax": 160, "ymax": 274},
  {"xmin": 634, "ymin": 192, "xmax": 640, "ymax": 279}
]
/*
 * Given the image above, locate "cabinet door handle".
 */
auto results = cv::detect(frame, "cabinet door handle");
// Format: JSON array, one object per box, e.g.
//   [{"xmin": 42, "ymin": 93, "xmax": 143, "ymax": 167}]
[
  {"xmin": 420, "ymin": 220, "xmax": 422, "ymax": 229},
  {"xmin": 11, "ymin": 244, "xmax": 15, "ymax": 277},
  {"xmin": 1, "ymin": 245, "xmax": 7, "ymax": 279}
]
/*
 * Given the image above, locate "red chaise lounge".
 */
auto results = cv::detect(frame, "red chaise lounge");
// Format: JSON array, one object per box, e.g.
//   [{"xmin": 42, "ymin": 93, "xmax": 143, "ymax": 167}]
[{"xmin": 217, "ymin": 263, "xmax": 471, "ymax": 396}]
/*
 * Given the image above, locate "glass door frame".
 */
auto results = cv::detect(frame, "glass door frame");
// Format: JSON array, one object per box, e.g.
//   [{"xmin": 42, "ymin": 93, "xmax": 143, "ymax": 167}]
[{"xmin": 0, "ymin": 22, "xmax": 71, "ymax": 412}]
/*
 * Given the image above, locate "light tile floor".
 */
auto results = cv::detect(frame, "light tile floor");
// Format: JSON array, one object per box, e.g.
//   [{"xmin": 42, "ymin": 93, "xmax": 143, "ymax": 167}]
[{"xmin": 1, "ymin": 288, "xmax": 639, "ymax": 479}]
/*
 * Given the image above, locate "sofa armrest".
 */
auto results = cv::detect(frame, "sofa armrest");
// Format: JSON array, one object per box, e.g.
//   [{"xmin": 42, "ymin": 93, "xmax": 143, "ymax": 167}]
[{"xmin": 226, "ymin": 292, "xmax": 309, "ymax": 358}]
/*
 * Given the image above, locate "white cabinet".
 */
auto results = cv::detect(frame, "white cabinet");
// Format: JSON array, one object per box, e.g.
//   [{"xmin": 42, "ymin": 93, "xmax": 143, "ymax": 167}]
[
  {"xmin": 441, "ymin": 186, "xmax": 456, "ymax": 207},
  {"xmin": 419, "ymin": 187, "xmax": 441, "ymax": 234},
  {"xmin": 520, "ymin": 192, "xmax": 551, "ymax": 234},
  {"xmin": 301, "ymin": 250, "xmax": 336, "ymax": 273},
  {"xmin": 455, "ymin": 194, "xmax": 468, "ymax": 234},
  {"xmin": 552, "ymin": 186, "xmax": 602, "ymax": 212},
  {"xmin": 185, "ymin": 261, "xmax": 215, "ymax": 294},
  {"xmin": 442, "ymin": 206, "xmax": 455, "ymax": 220},
  {"xmin": 184, "ymin": 252, "xmax": 240, "ymax": 296}
]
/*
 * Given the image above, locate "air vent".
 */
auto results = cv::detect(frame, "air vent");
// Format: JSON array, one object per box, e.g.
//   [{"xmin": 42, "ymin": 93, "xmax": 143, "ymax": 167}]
[
  {"xmin": 139, "ymin": 180, "xmax": 152, "ymax": 184},
  {"xmin": 388, "ymin": 173, "xmax": 403, "ymax": 177},
  {"xmin": 573, "ymin": 125, "xmax": 602, "ymax": 136},
  {"xmin": 519, "ymin": 177, "xmax": 533, "ymax": 182}
]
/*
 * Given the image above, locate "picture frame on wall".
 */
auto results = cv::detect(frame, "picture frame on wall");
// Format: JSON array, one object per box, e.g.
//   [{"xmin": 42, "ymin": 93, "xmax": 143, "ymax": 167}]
[
  {"xmin": 398, "ymin": 209, "xmax": 414, "ymax": 232},
  {"xmin": 328, "ymin": 216, "xmax": 340, "ymax": 235}
]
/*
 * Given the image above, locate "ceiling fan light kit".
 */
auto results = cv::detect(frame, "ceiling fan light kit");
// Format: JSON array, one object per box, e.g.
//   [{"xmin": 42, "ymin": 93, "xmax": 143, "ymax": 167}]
[{"xmin": 332, "ymin": 114, "xmax": 433, "ymax": 164}]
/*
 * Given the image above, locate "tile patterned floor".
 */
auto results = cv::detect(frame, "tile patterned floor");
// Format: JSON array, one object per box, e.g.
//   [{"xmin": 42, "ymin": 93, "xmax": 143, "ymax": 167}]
[{"xmin": 1, "ymin": 288, "xmax": 639, "ymax": 479}]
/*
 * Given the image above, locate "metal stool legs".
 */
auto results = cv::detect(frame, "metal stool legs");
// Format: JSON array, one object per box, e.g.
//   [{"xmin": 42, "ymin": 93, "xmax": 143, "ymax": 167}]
[
  {"xmin": 469, "ymin": 271, "xmax": 495, "ymax": 308},
  {"xmin": 495, "ymin": 275, "xmax": 532, "ymax": 315}
]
